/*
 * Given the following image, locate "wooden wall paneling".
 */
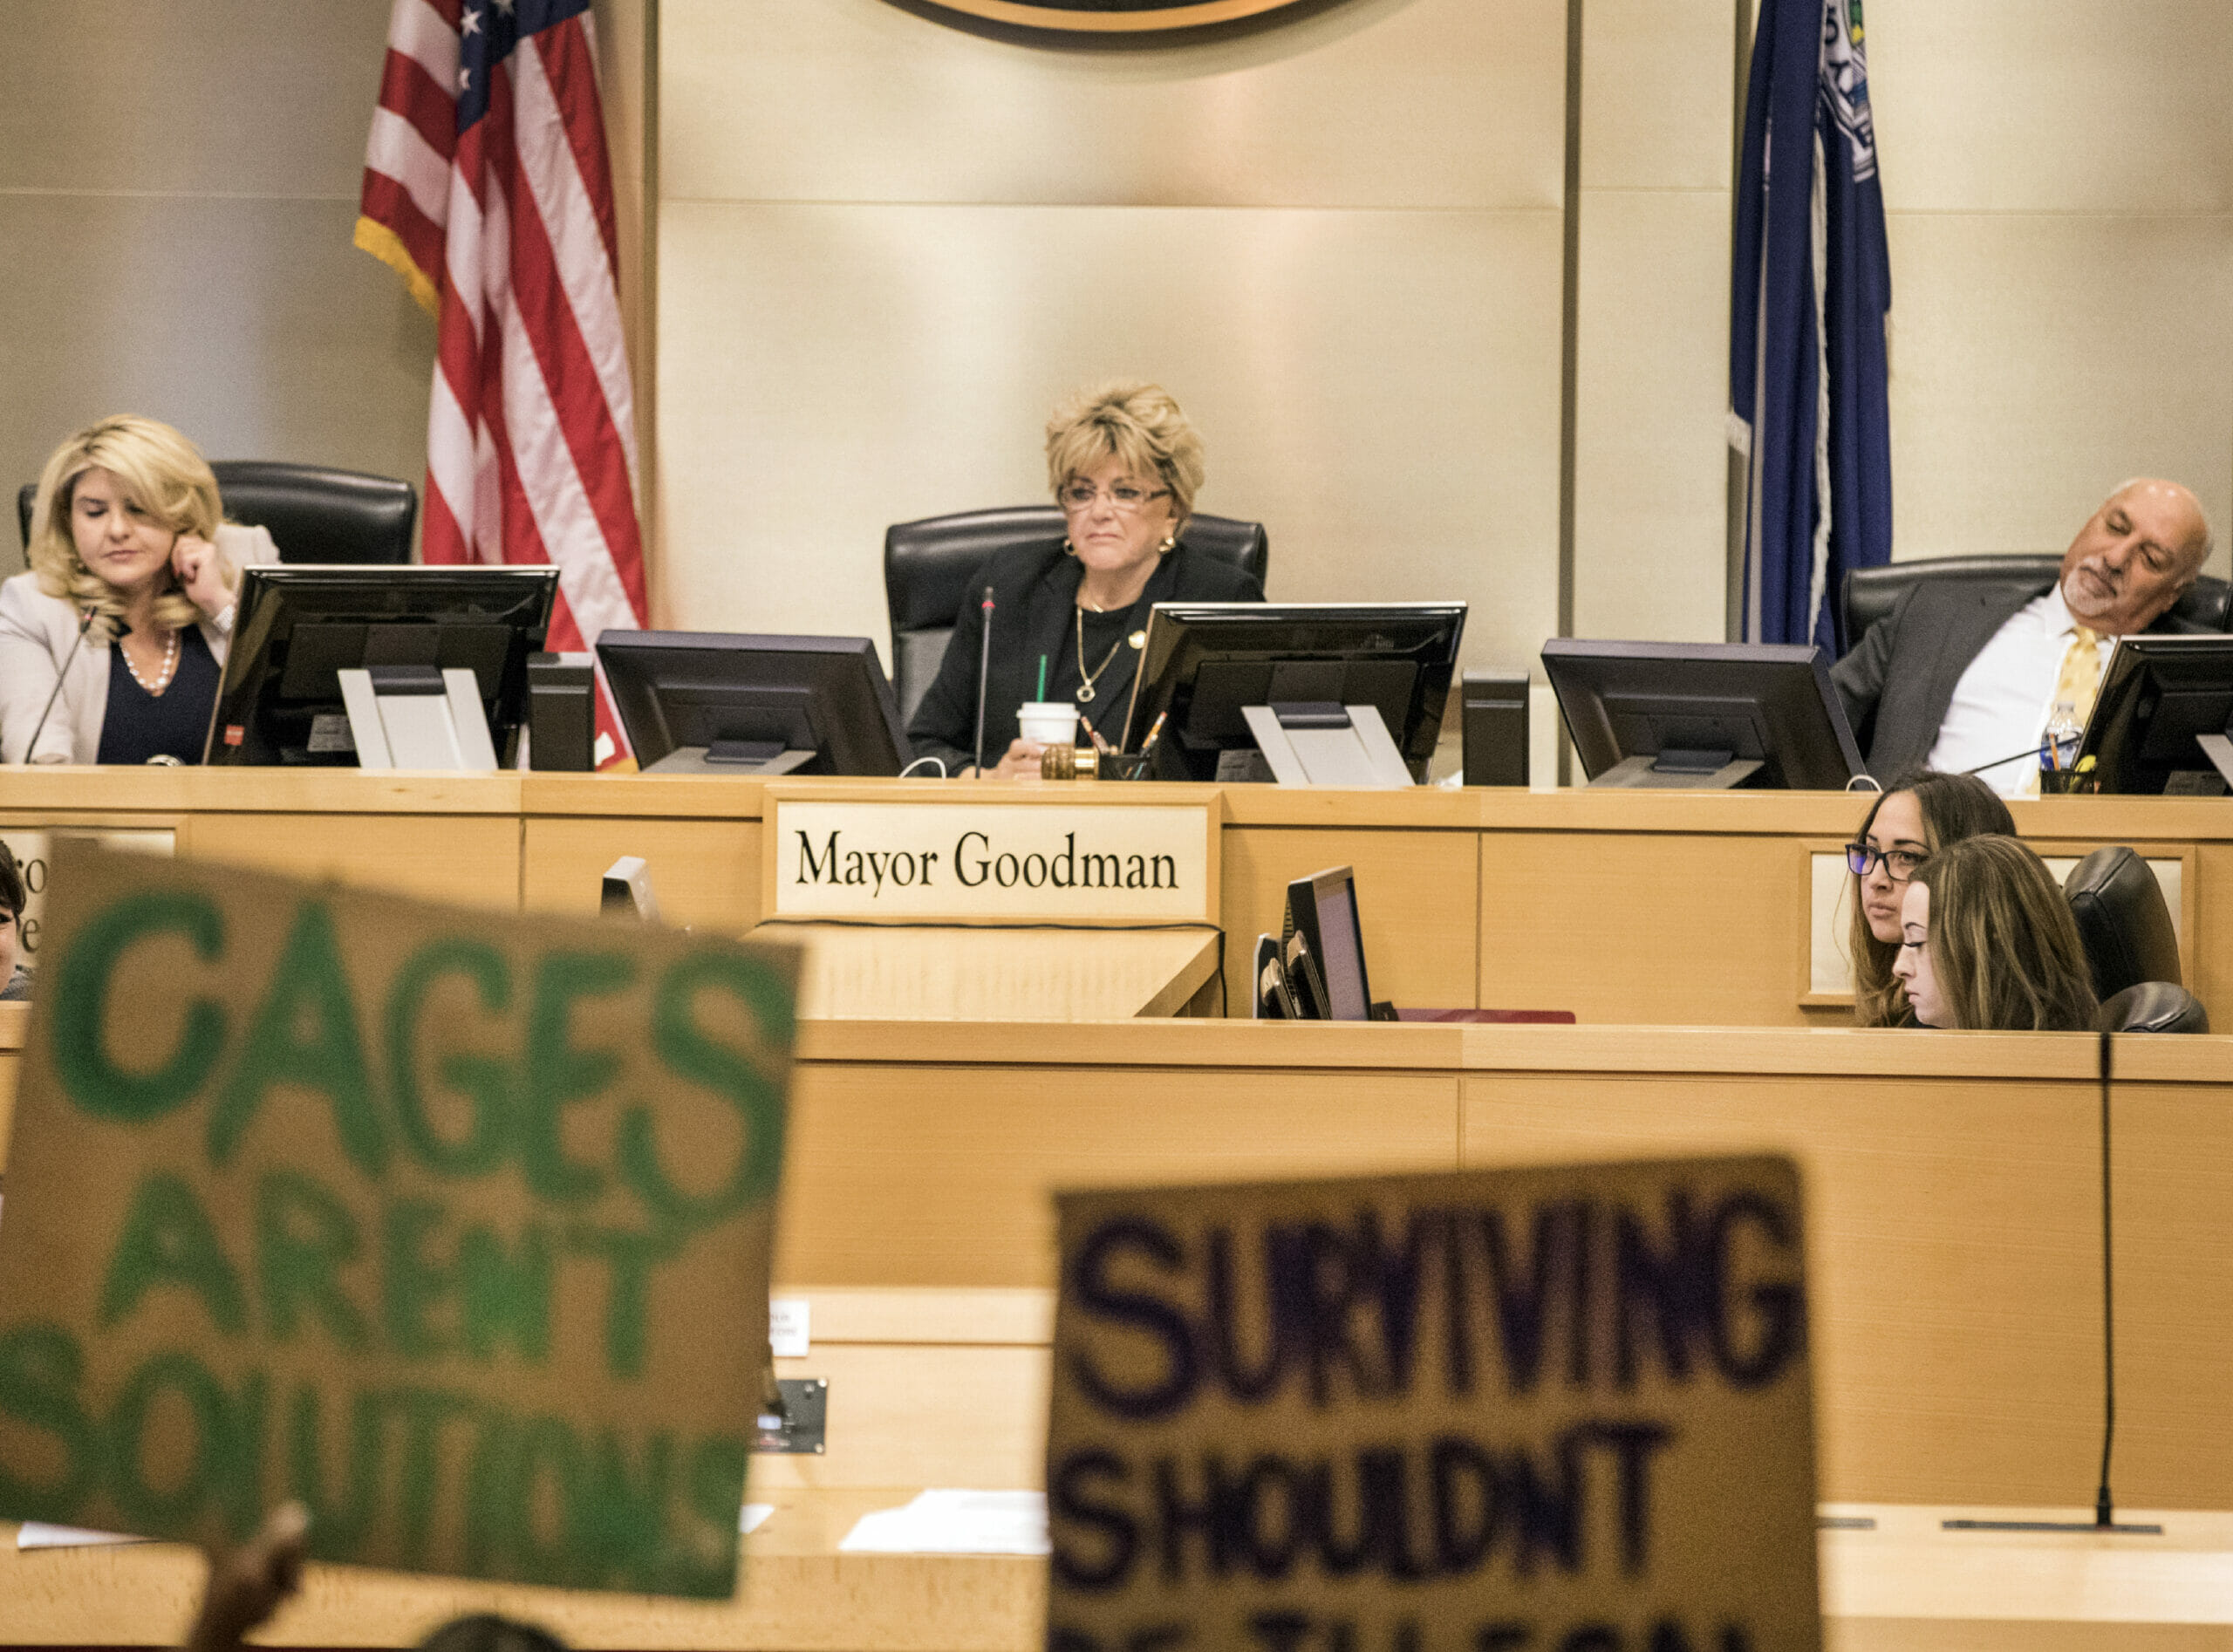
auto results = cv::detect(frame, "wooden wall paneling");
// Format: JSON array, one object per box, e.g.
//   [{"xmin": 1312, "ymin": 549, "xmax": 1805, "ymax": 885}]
[
  {"xmin": 774, "ymin": 1062, "xmax": 1464, "ymax": 1288},
  {"xmin": 181, "ymin": 814, "xmax": 523, "ymax": 911},
  {"xmin": 1219, "ymin": 826, "xmax": 1480, "ymax": 1015},
  {"xmin": 1481, "ymin": 829, "xmax": 1812, "ymax": 1024},
  {"xmin": 1458, "ymin": 1067, "xmax": 2107, "ymax": 1508},
  {"xmin": 2107, "ymin": 1080, "xmax": 2233, "ymax": 1510},
  {"xmin": 2193, "ymin": 843, "xmax": 2233, "ymax": 1021},
  {"xmin": 521, "ymin": 816, "xmax": 765, "ymax": 932}
]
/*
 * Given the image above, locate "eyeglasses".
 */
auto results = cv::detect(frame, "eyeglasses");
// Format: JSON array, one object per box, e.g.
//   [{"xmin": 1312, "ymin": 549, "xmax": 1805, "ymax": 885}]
[
  {"xmin": 1059, "ymin": 481, "xmax": 1171, "ymax": 515},
  {"xmin": 1845, "ymin": 842, "xmax": 1928, "ymax": 881}
]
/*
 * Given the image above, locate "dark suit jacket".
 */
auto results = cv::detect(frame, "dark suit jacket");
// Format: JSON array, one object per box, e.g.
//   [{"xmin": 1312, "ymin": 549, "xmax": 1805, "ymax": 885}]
[
  {"xmin": 1830, "ymin": 580, "xmax": 2205, "ymax": 782},
  {"xmin": 905, "ymin": 538, "xmax": 1264, "ymax": 773}
]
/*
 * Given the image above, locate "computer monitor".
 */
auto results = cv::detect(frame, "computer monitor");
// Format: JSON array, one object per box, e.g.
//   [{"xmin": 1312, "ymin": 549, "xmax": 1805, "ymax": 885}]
[
  {"xmin": 597, "ymin": 631, "xmax": 911, "ymax": 776},
  {"xmin": 206, "ymin": 564, "xmax": 558, "ymax": 766},
  {"xmin": 1120, "ymin": 602, "xmax": 1468, "ymax": 782},
  {"xmin": 1282, "ymin": 865, "xmax": 1375, "ymax": 1021},
  {"xmin": 1542, "ymin": 638, "xmax": 1865, "ymax": 789},
  {"xmin": 2076, "ymin": 634, "xmax": 2233, "ymax": 795}
]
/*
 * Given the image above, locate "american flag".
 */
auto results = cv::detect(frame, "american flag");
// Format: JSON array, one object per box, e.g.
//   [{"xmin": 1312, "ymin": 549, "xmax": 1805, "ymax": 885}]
[{"xmin": 355, "ymin": 0, "xmax": 646, "ymax": 763}]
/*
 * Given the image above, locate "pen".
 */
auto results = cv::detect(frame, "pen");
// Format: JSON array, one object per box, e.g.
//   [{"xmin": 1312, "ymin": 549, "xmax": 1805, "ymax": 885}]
[
  {"xmin": 1137, "ymin": 709, "xmax": 1169, "ymax": 759},
  {"xmin": 1078, "ymin": 712, "xmax": 1115, "ymax": 755}
]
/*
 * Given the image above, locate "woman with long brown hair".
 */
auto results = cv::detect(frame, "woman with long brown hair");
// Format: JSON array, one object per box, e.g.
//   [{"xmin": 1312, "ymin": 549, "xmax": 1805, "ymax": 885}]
[
  {"xmin": 1845, "ymin": 769, "xmax": 2015, "ymax": 1025},
  {"xmin": 1895, "ymin": 835, "xmax": 2099, "ymax": 1031}
]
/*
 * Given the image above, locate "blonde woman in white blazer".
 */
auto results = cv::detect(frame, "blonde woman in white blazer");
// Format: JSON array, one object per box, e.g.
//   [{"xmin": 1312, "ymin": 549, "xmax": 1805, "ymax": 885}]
[{"xmin": 1, "ymin": 417, "xmax": 279, "ymax": 765}]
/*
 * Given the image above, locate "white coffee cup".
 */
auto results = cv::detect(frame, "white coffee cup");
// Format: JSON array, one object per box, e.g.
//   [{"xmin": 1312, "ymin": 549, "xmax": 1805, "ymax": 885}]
[{"xmin": 1016, "ymin": 700, "xmax": 1081, "ymax": 747}]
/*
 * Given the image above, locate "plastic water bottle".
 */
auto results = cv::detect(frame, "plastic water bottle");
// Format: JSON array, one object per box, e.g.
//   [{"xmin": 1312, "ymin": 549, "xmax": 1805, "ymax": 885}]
[{"xmin": 2039, "ymin": 700, "xmax": 2083, "ymax": 790}]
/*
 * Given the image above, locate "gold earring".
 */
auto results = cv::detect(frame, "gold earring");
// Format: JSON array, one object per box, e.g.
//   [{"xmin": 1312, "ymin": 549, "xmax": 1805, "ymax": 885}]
[
  {"xmin": 1062, "ymin": 538, "xmax": 1076, "ymax": 556},
  {"xmin": 1158, "ymin": 532, "xmax": 1177, "ymax": 555}
]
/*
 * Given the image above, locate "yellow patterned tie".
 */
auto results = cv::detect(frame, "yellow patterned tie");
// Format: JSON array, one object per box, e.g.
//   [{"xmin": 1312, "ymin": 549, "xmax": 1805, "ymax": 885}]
[
  {"xmin": 2025, "ymin": 625, "xmax": 2103, "ymax": 795},
  {"xmin": 2055, "ymin": 625, "xmax": 2105, "ymax": 728}
]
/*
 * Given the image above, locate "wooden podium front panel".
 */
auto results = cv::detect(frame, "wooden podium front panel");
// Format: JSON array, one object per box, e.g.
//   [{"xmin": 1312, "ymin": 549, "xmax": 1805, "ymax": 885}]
[
  {"xmin": 772, "ymin": 1056, "xmax": 1464, "ymax": 1288},
  {"xmin": 1219, "ymin": 824, "xmax": 1480, "ymax": 1011},
  {"xmin": 1460, "ymin": 1062, "xmax": 2103, "ymax": 1510},
  {"xmin": 522, "ymin": 816, "xmax": 766, "ymax": 932},
  {"xmin": 183, "ymin": 811, "xmax": 522, "ymax": 910},
  {"xmin": 1482, "ymin": 829, "xmax": 1827, "ymax": 1025}
]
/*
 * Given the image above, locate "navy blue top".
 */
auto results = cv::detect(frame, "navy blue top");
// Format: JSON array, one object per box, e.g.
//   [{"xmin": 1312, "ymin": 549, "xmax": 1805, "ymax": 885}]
[{"xmin": 97, "ymin": 625, "xmax": 220, "ymax": 765}]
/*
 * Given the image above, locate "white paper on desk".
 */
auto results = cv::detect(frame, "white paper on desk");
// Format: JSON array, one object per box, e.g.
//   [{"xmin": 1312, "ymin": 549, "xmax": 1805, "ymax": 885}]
[
  {"xmin": 837, "ymin": 1489, "xmax": 1048, "ymax": 1555},
  {"xmin": 18, "ymin": 1524, "xmax": 147, "ymax": 1550},
  {"xmin": 741, "ymin": 1503, "xmax": 775, "ymax": 1534}
]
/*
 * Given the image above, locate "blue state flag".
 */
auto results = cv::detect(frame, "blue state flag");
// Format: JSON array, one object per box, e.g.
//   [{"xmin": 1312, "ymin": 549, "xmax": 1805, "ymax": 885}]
[{"xmin": 1729, "ymin": 0, "xmax": 1894, "ymax": 649}]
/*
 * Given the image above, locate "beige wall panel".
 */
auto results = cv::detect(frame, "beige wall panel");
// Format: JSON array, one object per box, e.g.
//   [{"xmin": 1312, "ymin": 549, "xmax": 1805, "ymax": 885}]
[
  {"xmin": 522, "ymin": 817, "xmax": 765, "ymax": 933},
  {"xmin": 1459, "ymin": 1070, "xmax": 2106, "ymax": 1506},
  {"xmin": 0, "ymin": 2, "xmax": 392, "ymax": 197},
  {"xmin": 1573, "ymin": 188, "xmax": 1731, "ymax": 643},
  {"xmin": 658, "ymin": 201, "xmax": 1563, "ymax": 668},
  {"xmin": 664, "ymin": 0, "xmax": 1563, "ymax": 210},
  {"xmin": 756, "ymin": 1343, "xmax": 1049, "ymax": 1490},
  {"xmin": 1579, "ymin": 0, "xmax": 1736, "ymax": 191},
  {"xmin": 0, "ymin": 198, "xmax": 435, "ymax": 576},
  {"xmin": 1883, "ymin": 213, "xmax": 2233, "ymax": 577},
  {"xmin": 184, "ymin": 815, "xmax": 521, "ymax": 911},
  {"xmin": 1867, "ymin": 0, "xmax": 2233, "ymax": 215},
  {"xmin": 775, "ymin": 1063, "xmax": 1461, "ymax": 1287},
  {"xmin": 1219, "ymin": 827, "xmax": 1479, "ymax": 1014}
]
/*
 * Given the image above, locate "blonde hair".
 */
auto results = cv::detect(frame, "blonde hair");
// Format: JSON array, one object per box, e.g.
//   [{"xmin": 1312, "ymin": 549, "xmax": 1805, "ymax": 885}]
[
  {"xmin": 1911, "ymin": 835, "xmax": 2099, "ymax": 1032},
  {"xmin": 27, "ymin": 415, "xmax": 222, "ymax": 644},
  {"xmin": 1849, "ymin": 771, "xmax": 2016, "ymax": 1027},
  {"xmin": 1044, "ymin": 382, "xmax": 1205, "ymax": 524}
]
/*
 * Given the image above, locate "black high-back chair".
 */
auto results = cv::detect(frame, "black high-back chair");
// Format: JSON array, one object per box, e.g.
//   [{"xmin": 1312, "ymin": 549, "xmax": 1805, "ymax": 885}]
[
  {"xmin": 1838, "ymin": 556, "xmax": 2233, "ymax": 657},
  {"xmin": 2100, "ymin": 981, "xmax": 2209, "ymax": 1034},
  {"xmin": 17, "ymin": 461, "xmax": 417, "ymax": 565},
  {"xmin": 2065, "ymin": 845, "xmax": 2182, "ymax": 998},
  {"xmin": 882, "ymin": 506, "xmax": 1270, "ymax": 725}
]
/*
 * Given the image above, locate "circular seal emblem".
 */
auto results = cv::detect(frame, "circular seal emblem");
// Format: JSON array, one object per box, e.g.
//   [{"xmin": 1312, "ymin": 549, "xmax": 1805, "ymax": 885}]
[{"xmin": 910, "ymin": 0, "xmax": 1314, "ymax": 31}]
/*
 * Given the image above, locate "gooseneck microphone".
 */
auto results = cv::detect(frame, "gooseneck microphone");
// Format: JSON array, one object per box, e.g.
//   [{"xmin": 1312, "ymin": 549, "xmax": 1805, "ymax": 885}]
[
  {"xmin": 972, "ymin": 584, "xmax": 995, "ymax": 777},
  {"xmin": 24, "ymin": 609, "xmax": 94, "ymax": 761}
]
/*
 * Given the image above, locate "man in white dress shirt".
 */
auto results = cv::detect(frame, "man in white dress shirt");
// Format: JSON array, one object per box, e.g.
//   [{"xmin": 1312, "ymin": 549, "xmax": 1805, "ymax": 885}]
[{"xmin": 1831, "ymin": 479, "xmax": 2214, "ymax": 795}]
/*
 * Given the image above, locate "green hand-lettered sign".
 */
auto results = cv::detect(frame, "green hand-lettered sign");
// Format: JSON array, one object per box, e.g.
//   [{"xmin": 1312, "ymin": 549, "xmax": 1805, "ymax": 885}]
[{"xmin": 0, "ymin": 844, "xmax": 798, "ymax": 1597}]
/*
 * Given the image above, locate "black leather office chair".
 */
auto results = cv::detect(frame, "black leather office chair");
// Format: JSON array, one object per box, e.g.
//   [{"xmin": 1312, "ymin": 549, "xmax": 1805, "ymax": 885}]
[
  {"xmin": 2100, "ymin": 980, "xmax": 2209, "ymax": 1034},
  {"xmin": 1838, "ymin": 556, "xmax": 2233, "ymax": 656},
  {"xmin": 882, "ymin": 506, "xmax": 1270, "ymax": 724},
  {"xmin": 17, "ymin": 461, "xmax": 416, "ymax": 565},
  {"xmin": 2064, "ymin": 845, "xmax": 2182, "ymax": 1000}
]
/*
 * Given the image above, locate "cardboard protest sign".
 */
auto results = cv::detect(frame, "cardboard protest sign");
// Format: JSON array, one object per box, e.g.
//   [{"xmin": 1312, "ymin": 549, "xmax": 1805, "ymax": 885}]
[
  {"xmin": 0, "ymin": 843, "xmax": 796, "ymax": 1598},
  {"xmin": 1048, "ymin": 1157, "xmax": 1819, "ymax": 1652}
]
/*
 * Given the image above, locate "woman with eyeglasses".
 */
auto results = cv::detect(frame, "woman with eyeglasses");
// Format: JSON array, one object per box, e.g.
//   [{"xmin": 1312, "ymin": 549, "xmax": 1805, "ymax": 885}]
[
  {"xmin": 1844, "ymin": 769, "xmax": 2014, "ymax": 1025},
  {"xmin": 1894, "ymin": 835, "xmax": 2097, "ymax": 1031},
  {"xmin": 905, "ymin": 381, "xmax": 1265, "ymax": 779}
]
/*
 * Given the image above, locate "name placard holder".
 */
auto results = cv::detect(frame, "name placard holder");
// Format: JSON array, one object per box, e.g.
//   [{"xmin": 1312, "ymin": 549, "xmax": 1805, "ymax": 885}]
[{"xmin": 764, "ymin": 785, "xmax": 1219, "ymax": 925}]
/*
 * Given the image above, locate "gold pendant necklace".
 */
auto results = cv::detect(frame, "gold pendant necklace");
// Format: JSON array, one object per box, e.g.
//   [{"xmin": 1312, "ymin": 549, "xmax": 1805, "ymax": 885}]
[{"xmin": 1074, "ymin": 605, "xmax": 1127, "ymax": 704}]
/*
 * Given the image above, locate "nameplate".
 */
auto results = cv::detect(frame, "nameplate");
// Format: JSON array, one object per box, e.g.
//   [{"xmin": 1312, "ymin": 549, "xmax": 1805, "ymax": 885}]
[
  {"xmin": 1047, "ymin": 1157, "xmax": 1821, "ymax": 1652},
  {"xmin": 0, "ymin": 829, "xmax": 175, "ymax": 973},
  {"xmin": 766, "ymin": 789, "xmax": 1217, "ymax": 925}
]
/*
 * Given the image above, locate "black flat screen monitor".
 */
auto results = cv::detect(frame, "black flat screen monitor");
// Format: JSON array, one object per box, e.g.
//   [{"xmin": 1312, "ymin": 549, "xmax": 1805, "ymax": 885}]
[
  {"xmin": 206, "ymin": 564, "xmax": 558, "ymax": 766},
  {"xmin": 1543, "ymin": 638, "xmax": 1865, "ymax": 789},
  {"xmin": 1121, "ymin": 602, "xmax": 1468, "ymax": 782},
  {"xmin": 2076, "ymin": 634, "xmax": 2233, "ymax": 795},
  {"xmin": 1283, "ymin": 864, "xmax": 1374, "ymax": 1021},
  {"xmin": 598, "ymin": 631, "xmax": 911, "ymax": 776}
]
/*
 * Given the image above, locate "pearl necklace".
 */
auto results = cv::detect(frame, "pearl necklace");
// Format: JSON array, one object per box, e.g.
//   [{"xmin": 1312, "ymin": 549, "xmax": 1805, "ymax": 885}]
[{"xmin": 122, "ymin": 626, "xmax": 181, "ymax": 696}]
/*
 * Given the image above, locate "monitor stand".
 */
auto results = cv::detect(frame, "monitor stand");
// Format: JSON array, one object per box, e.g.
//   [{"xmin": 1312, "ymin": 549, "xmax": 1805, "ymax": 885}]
[
  {"xmin": 644, "ymin": 744, "xmax": 817, "ymax": 776},
  {"xmin": 338, "ymin": 666, "xmax": 500, "ymax": 771},
  {"xmin": 1591, "ymin": 752, "xmax": 1764, "ymax": 789},
  {"xmin": 1241, "ymin": 702, "xmax": 1415, "ymax": 788}
]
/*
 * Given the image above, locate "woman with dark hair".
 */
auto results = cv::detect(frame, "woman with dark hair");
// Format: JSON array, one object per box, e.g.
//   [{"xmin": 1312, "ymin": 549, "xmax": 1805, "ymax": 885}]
[
  {"xmin": 1895, "ymin": 835, "xmax": 2099, "ymax": 1031},
  {"xmin": 0, "ymin": 841, "xmax": 27, "ymax": 1000},
  {"xmin": 1844, "ymin": 769, "xmax": 2015, "ymax": 1026}
]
